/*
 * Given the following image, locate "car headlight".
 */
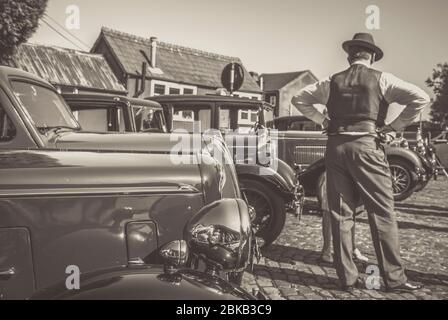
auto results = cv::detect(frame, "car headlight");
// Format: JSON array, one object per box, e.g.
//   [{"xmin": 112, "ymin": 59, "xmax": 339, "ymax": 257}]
[
  {"xmin": 184, "ymin": 199, "xmax": 251, "ymax": 272},
  {"xmin": 190, "ymin": 224, "xmax": 240, "ymax": 249}
]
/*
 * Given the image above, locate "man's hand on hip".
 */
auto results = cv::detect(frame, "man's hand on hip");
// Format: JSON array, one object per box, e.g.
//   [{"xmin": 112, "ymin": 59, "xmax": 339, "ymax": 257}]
[{"xmin": 377, "ymin": 124, "xmax": 395, "ymax": 134}]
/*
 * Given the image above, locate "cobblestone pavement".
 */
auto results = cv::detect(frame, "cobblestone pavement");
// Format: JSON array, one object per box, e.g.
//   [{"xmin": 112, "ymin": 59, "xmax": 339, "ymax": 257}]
[{"xmin": 242, "ymin": 177, "xmax": 448, "ymax": 300}]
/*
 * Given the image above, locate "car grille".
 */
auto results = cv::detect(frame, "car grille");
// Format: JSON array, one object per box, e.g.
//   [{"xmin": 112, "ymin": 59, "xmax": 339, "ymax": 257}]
[{"xmin": 294, "ymin": 145, "xmax": 326, "ymax": 166}]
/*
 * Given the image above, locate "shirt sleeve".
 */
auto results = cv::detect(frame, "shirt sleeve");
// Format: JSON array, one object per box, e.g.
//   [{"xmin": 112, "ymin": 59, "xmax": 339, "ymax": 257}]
[
  {"xmin": 291, "ymin": 77, "xmax": 331, "ymax": 125},
  {"xmin": 380, "ymin": 72, "xmax": 431, "ymax": 131}
]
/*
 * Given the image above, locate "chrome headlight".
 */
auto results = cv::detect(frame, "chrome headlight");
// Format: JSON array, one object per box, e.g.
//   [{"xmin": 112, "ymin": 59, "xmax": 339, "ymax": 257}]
[{"xmin": 184, "ymin": 199, "xmax": 251, "ymax": 272}]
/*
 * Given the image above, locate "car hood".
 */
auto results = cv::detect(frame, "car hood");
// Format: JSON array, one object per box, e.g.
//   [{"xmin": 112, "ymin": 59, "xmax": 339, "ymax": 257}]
[{"xmin": 52, "ymin": 131, "xmax": 203, "ymax": 154}]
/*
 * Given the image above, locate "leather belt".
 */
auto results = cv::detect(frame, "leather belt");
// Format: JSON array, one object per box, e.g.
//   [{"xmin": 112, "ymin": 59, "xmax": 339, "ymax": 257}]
[{"xmin": 327, "ymin": 120, "xmax": 377, "ymax": 135}]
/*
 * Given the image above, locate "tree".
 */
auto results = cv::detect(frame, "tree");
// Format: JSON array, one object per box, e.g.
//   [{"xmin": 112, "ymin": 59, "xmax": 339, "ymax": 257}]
[
  {"xmin": 0, "ymin": 0, "xmax": 48, "ymax": 64},
  {"xmin": 426, "ymin": 63, "xmax": 448, "ymax": 124}
]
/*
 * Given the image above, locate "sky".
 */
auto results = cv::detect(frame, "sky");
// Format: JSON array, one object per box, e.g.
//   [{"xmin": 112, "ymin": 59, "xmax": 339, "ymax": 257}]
[{"xmin": 31, "ymin": 0, "xmax": 448, "ymax": 120}]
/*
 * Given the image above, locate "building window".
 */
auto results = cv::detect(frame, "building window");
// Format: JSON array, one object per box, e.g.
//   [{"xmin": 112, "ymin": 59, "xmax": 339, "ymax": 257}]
[
  {"xmin": 151, "ymin": 81, "xmax": 197, "ymax": 97},
  {"xmin": 269, "ymin": 95, "xmax": 277, "ymax": 106},
  {"xmin": 169, "ymin": 87, "xmax": 180, "ymax": 95},
  {"xmin": 154, "ymin": 84, "xmax": 165, "ymax": 96},
  {"xmin": 238, "ymin": 109, "xmax": 258, "ymax": 126}
]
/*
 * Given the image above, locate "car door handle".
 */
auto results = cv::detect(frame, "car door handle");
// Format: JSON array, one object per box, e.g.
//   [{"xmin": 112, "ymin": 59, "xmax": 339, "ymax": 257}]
[{"xmin": 0, "ymin": 267, "xmax": 16, "ymax": 280}]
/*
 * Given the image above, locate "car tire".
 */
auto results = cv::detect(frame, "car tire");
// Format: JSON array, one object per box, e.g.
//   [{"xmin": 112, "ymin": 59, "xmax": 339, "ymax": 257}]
[
  {"xmin": 388, "ymin": 158, "xmax": 416, "ymax": 202},
  {"xmin": 239, "ymin": 178, "xmax": 286, "ymax": 247}
]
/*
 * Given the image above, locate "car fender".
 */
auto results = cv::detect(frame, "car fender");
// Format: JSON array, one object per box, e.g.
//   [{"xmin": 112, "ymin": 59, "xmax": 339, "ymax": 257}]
[
  {"xmin": 385, "ymin": 146, "xmax": 424, "ymax": 170},
  {"xmin": 30, "ymin": 266, "xmax": 254, "ymax": 300},
  {"xmin": 298, "ymin": 158, "xmax": 326, "ymax": 196},
  {"xmin": 235, "ymin": 163, "xmax": 294, "ymax": 198}
]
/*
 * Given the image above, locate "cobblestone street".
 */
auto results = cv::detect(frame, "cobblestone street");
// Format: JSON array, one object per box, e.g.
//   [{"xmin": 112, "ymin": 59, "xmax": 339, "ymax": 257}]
[{"xmin": 242, "ymin": 177, "xmax": 448, "ymax": 300}]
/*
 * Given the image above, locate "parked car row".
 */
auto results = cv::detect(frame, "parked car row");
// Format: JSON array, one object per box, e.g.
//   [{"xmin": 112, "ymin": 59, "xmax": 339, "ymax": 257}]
[
  {"xmin": 1, "ymin": 64, "xmax": 437, "ymax": 300},
  {"xmin": 0, "ymin": 66, "xmax": 263, "ymax": 300}
]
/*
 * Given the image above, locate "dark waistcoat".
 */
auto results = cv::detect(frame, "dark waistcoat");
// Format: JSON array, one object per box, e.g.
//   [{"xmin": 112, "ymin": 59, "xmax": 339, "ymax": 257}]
[{"xmin": 327, "ymin": 64, "xmax": 388, "ymax": 133}]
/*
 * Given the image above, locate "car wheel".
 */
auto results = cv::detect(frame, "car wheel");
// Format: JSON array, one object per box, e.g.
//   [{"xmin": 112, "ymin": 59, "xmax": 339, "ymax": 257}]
[
  {"xmin": 240, "ymin": 178, "xmax": 286, "ymax": 247},
  {"xmin": 388, "ymin": 159, "xmax": 415, "ymax": 201}
]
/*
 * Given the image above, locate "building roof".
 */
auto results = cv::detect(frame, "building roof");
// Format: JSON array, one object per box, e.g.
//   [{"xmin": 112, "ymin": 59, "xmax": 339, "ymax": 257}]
[
  {"xmin": 261, "ymin": 71, "xmax": 317, "ymax": 91},
  {"xmin": 11, "ymin": 43, "xmax": 126, "ymax": 93},
  {"xmin": 92, "ymin": 27, "xmax": 261, "ymax": 93}
]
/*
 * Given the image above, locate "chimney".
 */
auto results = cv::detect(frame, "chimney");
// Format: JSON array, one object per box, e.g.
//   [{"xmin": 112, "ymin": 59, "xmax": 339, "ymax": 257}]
[
  {"xmin": 150, "ymin": 37, "xmax": 157, "ymax": 68},
  {"xmin": 259, "ymin": 75, "xmax": 264, "ymax": 91}
]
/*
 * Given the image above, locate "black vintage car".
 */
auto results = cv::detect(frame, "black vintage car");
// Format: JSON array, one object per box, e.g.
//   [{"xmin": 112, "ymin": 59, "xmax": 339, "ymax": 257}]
[
  {"xmin": 268, "ymin": 116, "xmax": 438, "ymax": 201},
  {"xmin": 0, "ymin": 66, "xmax": 255, "ymax": 285},
  {"xmin": 150, "ymin": 95, "xmax": 304, "ymax": 246},
  {"xmin": 0, "ymin": 149, "xmax": 254, "ymax": 300}
]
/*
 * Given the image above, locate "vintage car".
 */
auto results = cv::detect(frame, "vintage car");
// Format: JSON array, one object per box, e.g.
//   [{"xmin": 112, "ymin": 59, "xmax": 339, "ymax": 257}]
[
  {"xmin": 0, "ymin": 66, "xmax": 255, "ymax": 284},
  {"xmin": 268, "ymin": 116, "xmax": 438, "ymax": 201},
  {"xmin": 0, "ymin": 149, "xmax": 254, "ymax": 300},
  {"xmin": 150, "ymin": 94, "xmax": 304, "ymax": 246}
]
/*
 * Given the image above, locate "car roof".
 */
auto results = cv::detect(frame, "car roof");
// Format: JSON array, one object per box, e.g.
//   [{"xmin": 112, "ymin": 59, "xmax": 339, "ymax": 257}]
[
  {"xmin": 149, "ymin": 94, "xmax": 273, "ymax": 110},
  {"xmin": 273, "ymin": 115, "xmax": 310, "ymax": 122},
  {"xmin": 0, "ymin": 65, "xmax": 54, "ymax": 89},
  {"xmin": 62, "ymin": 92, "xmax": 162, "ymax": 109}
]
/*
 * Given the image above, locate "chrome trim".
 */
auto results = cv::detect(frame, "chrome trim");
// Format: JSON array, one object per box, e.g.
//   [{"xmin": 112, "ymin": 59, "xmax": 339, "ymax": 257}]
[
  {"xmin": 0, "ymin": 267, "xmax": 16, "ymax": 280},
  {"xmin": 0, "ymin": 185, "xmax": 200, "ymax": 198}
]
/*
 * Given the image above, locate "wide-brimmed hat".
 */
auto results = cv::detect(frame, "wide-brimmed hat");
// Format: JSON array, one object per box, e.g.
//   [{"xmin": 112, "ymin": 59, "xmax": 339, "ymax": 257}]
[{"xmin": 342, "ymin": 33, "xmax": 384, "ymax": 61}]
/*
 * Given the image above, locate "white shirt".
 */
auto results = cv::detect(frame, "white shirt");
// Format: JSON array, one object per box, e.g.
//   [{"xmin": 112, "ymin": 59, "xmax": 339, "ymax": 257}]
[{"xmin": 291, "ymin": 61, "xmax": 431, "ymax": 132}]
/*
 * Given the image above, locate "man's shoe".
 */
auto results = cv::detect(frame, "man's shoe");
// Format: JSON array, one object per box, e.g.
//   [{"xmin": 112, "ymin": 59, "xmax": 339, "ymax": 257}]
[
  {"xmin": 319, "ymin": 253, "xmax": 333, "ymax": 264},
  {"xmin": 341, "ymin": 278, "xmax": 363, "ymax": 292},
  {"xmin": 386, "ymin": 282, "xmax": 423, "ymax": 293}
]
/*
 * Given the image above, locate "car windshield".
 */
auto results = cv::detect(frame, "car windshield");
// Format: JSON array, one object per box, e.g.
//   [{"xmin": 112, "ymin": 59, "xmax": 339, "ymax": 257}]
[
  {"xmin": 219, "ymin": 106, "xmax": 261, "ymax": 133},
  {"xmin": 12, "ymin": 81, "xmax": 79, "ymax": 131},
  {"xmin": 133, "ymin": 106, "xmax": 167, "ymax": 132}
]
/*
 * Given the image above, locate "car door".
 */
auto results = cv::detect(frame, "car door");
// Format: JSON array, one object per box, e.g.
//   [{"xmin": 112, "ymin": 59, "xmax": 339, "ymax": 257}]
[{"xmin": 0, "ymin": 227, "xmax": 35, "ymax": 300}]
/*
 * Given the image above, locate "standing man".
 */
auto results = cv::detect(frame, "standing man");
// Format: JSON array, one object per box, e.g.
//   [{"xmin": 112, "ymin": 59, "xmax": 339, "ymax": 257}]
[{"xmin": 291, "ymin": 33, "xmax": 430, "ymax": 292}]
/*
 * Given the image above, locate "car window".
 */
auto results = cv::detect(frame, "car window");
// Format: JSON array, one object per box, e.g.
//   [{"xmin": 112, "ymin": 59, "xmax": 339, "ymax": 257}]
[
  {"xmin": 289, "ymin": 120, "xmax": 322, "ymax": 131},
  {"xmin": 172, "ymin": 107, "xmax": 211, "ymax": 133},
  {"xmin": 72, "ymin": 107, "xmax": 126, "ymax": 133},
  {"xmin": 11, "ymin": 81, "xmax": 79, "ymax": 131},
  {"xmin": 133, "ymin": 106, "xmax": 166, "ymax": 132},
  {"xmin": 0, "ymin": 104, "xmax": 16, "ymax": 142},
  {"xmin": 219, "ymin": 106, "xmax": 259, "ymax": 131}
]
